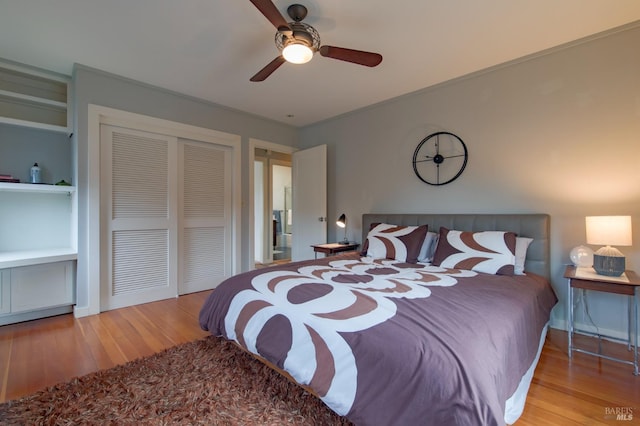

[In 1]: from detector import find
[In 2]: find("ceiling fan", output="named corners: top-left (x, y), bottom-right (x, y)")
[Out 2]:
top-left (249, 0), bottom-right (383, 82)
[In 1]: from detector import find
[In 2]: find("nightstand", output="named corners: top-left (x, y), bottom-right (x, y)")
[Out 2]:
top-left (564, 265), bottom-right (639, 375)
top-left (311, 243), bottom-right (360, 259)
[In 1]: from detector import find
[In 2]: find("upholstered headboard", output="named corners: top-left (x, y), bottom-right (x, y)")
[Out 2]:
top-left (362, 214), bottom-right (550, 280)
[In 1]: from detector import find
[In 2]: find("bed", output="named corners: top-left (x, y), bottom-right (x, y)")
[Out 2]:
top-left (199, 213), bottom-right (558, 425)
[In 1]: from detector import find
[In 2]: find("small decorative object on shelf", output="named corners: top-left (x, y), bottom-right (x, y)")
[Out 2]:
top-left (569, 245), bottom-right (593, 267)
top-left (30, 163), bottom-right (41, 184)
top-left (0, 173), bottom-right (19, 183)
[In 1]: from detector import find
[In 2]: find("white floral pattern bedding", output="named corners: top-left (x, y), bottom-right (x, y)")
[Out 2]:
top-left (200, 253), bottom-right (557, 425)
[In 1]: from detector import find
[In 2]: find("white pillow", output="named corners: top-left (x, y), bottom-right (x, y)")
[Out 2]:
top-left (417, 231), bottom-right (439, 263)
top-left (514, 237), bottom-right (533, 275)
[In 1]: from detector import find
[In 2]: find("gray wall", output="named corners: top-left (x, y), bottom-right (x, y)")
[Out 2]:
top-left (72, 65), bottom-right (297, 310)
top-left (0, 125), bottom-right (71, 184)
top-left (299, 24), bottom-right (640, 334)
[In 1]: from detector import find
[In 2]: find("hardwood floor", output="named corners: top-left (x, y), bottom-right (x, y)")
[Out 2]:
top-left (0, 291), bottom-right (211, 403)
top-left (1, 292), bottom-right (638, 425)
top-left (518, 331), bottom-right (638, 425)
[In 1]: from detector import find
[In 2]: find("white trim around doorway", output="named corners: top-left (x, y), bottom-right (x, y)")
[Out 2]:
top-left (249, 139), bottom-right (295, 269)
top-left (76, 104), bottom-right (241, 318)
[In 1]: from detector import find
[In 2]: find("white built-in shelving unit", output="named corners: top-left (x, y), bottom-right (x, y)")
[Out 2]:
top-left (0, 60), bottom-right (71, 132)
top-left (0, 182), bottom-right (77, 269)
top-left (0, 60), bottom-right (76, 325)
top-left (0, 181), bottom-right (74, 194)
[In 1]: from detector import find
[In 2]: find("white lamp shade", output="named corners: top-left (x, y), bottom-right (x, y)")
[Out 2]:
top-left (585, 215), bottom-right (632, 246)
top-left (282, 43), bottom-right (313, 64)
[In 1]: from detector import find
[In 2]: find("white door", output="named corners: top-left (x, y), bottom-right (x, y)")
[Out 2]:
top-left (100, 125), bottom-right (178, 311)
top-left (178, 140), bottom-right (232, 294)
top-left (292, 144), bottom-right (327, 261)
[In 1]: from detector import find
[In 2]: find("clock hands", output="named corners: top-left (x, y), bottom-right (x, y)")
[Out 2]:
top-left (412, 131), bottom-right (468, 186)
top-left (413, 153), bottom-right (466, 164)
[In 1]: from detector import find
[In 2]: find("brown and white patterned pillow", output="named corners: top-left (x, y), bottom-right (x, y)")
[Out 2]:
top-left (365, 223), bottom-right (428, 263)
top-left (432, 227), bottom-right (517, 275)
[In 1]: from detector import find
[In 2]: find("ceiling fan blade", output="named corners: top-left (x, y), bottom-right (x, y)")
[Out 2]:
top-left (319, 46), bottom-right (383, 67)
top-left (250, 56), bottom-right (286, 82)
top-left (249, 0), bottom-right (290, 30)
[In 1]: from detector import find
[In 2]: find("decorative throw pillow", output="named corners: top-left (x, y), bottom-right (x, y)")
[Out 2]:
top-left (365, 223), bottom-right (428, 263)
top-left (417, 231), bottom-right (439, 263)
top-left (432, 227), bottom-right (517, 275)
top-left (514, 237), bottom-right (533, 275)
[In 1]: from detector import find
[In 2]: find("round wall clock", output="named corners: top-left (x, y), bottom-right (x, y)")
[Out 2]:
top-left (412, 131), bottom-right (468, 186)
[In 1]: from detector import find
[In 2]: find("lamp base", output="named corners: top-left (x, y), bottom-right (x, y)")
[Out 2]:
top-left (592, 254), bottom-right (625, 277)
top-left (338, 239), bottom-right (350, 245)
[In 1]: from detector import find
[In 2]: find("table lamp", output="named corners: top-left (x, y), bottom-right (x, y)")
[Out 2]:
top-left (585, 215), bottom-right (632, 277)
top-left (336, 214), bottom-right (349, 244)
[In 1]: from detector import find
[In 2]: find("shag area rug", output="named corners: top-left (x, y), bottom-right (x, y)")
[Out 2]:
top-left (0, 336), bottom-right (353, 425)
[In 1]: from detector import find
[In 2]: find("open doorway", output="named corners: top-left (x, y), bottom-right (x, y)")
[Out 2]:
top-left (272, 163), bottom-right (292, 261)
top-left (254, 148), bottom-right (292, 267)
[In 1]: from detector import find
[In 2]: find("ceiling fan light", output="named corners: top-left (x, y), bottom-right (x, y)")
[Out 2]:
top-left (282, 43), bottom-right (313, 64)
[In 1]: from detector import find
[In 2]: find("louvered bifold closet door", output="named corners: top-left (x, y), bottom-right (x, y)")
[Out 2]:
top-left (179, 141), bottom-right (232, 294)
top-left (101, 125), bottom-right (178, 311)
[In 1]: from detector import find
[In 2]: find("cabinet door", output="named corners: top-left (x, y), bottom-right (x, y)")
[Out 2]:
top-left (101, 125), bottom-right (178, 311)
top-left (10, 261), bottom-right (74, 312)
top-left (179, 141), bottom-right (232, 294)
top-left (0, 269), bottom-right (10, 314)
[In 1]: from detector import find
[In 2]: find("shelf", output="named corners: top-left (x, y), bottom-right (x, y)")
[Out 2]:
top-left (0, 89), bottom-right (67, 109)
top-left (0, 116), bottom-right (70, 134)
top-left (0, 60), bottom-right (70, 133)
top-left (0, 182), bottom-right (75, 194)
top-left (0, 248), bottom-right (77, 269)
top-left (0, 93), bottom-right (68, 131)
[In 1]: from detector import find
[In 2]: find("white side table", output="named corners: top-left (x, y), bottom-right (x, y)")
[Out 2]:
top-left (565, 265), bottom-right (639, 375)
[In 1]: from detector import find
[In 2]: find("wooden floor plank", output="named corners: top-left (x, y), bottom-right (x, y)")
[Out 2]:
top-left (0, 290), bottom-right (637, 425)
top-left (0, 328), bottom-right (12, 402)
top-left (81, 313), bottom-right (128, 369)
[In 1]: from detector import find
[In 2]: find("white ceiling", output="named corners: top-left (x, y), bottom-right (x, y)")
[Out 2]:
top-left (1, 1), bottom-right (639, 127)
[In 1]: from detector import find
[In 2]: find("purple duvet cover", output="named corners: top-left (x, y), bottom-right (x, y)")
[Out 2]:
top-left (199, 253), bottom-right (557, 425)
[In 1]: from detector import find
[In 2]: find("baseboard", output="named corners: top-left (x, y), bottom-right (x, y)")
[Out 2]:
top-left (73, 305), bottom-right (90, 318)
top-left (0, 305), bottom-right (73, 326)
top-left (552, 319), bottom-right (631, 342)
